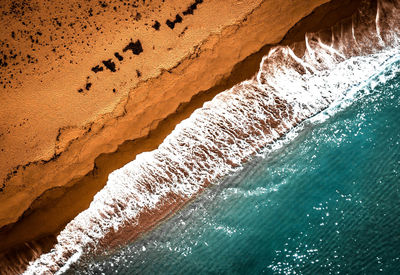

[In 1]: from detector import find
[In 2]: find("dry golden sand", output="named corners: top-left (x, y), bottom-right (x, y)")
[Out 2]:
top-left (0, 0), bottom-right (363, 273)
top-left (0, 0), bottom-right (330, 232)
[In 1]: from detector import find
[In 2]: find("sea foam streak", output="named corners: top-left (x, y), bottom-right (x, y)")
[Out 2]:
top-left (25, 1), bottom-right (400, 273)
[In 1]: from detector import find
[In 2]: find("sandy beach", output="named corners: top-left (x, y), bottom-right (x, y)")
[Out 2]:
top-left (0, 0), bottom-right (363, 273)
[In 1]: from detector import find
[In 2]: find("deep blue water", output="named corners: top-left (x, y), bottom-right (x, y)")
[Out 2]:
top-left (73, 62), bottom-right (400, 274)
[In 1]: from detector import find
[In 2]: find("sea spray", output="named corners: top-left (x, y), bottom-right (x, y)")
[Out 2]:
top-left (24, 0), bottom-right (400, 273)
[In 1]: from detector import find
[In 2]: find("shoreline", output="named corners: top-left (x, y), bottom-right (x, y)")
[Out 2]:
top-left (0, 0), bottom-right (363, 273)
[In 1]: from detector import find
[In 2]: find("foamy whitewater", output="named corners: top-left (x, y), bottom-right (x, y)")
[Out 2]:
top-left (25, 0), bottom-right (400, 273)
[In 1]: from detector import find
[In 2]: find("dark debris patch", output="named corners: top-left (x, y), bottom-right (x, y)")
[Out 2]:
top-left (166, 14), bottom-right (183, 29)
top-left (99, 1), bottom-right (108, 8)
top-left (136, 70), bottom-right (141, 77)
top-left (102, 59), bottom-right (116, 72)
top-left (85, 82), bottom-right (92, 90)
top-left (114, 52), bottom-right (124, 61)
top-left (123, 40), bottom-right (143, 55)
top-left (91, 65), bottom-right (104, 73)
top-left (183, 0), bottom-right (203, 16)
top-left (134, 12), bottom-right (142, 21)
top-left (152, 20), bottom-right (161, 30)
top-left (179, 26), bottom-right (188, 37)
top-left (166, 20), bottom-right (174, 29)
top-left (175, 14), bottom-right (183, 23)
top-left (166, 0), bottom-right (203, 30)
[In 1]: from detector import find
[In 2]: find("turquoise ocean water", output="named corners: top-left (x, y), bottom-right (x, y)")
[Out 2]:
top-left (71, 57), bottom-right (400, 274)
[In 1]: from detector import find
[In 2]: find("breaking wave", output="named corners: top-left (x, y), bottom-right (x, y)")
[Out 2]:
top-left (24, 0), bottom-right (400, 273)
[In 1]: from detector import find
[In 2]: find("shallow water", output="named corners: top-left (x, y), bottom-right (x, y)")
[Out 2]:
top-left (71, 57), bottom-right (400, 274)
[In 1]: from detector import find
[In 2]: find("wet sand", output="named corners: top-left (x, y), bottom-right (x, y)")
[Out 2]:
top-left (0, 0), bottom-right (363, 273)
